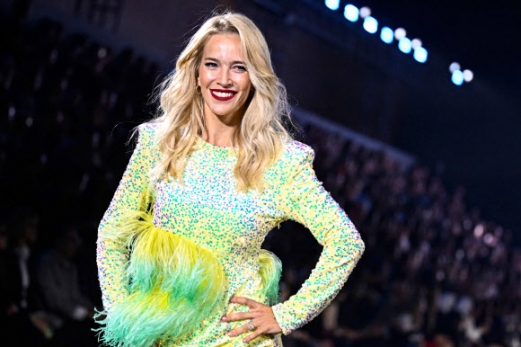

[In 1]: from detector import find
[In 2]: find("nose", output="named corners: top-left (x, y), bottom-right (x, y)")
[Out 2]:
top-left (217, 67), bottom-right (232, 87)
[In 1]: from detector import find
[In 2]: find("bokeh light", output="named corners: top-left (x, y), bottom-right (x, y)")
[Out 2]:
top-left (411, 38), bottom-right (422, 49)
top-left (394, 27), bottom-right (406, 40)
top-left (325, 0), bottom-right (340, 11)
top-left (413, 46), bottom-right (428, 63)
top-left (398, 37), bottom-right (412, 54)
top-left (463, 69), bottom-right (474, 82)
top-left (380, 27), bottom-right (394, 44)
top-left (452, 70), bottom-right (464, 86)
top-left (360, 6), bottom-right (371, 18)
top-left (450, 62), bottom-right (461, 73)
top-left (344, 4), bottom-right (359, 22)
top-left (363, 16), bottom-right (378, 34)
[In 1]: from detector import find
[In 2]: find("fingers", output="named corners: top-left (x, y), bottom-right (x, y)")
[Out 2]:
top-left (226, 318), bottom-right (279, 343)
top-left (227, 320), bottom-right (256, 338)
top-left (222, 311), bottom-right (257, 322)
top-left (229, 296), bottom-right (260, 308)
top-left (224, 296), bottom-right (282, 343)
top-left (243, 329), bottom-right (265, 344)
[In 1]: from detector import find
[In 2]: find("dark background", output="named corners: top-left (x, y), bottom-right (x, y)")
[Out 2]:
top-left (361, 0), bottom-right (521, 242)
top-left (274, 0), bottom-right (521, 243)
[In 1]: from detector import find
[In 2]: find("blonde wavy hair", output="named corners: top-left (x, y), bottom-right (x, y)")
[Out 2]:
top-left (149, 11), bottom-right (294, 192)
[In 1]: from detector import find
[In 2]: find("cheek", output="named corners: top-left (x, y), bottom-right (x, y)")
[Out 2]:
top-left (197, 69), bottom-right (211, 86)
top-left (240, 78), bottom-right (252, 93)
top-left (197, 66), bottom-right (202, 86)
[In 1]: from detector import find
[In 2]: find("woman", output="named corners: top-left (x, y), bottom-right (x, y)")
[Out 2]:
top-left (96, 11), bottom-right (364, 347)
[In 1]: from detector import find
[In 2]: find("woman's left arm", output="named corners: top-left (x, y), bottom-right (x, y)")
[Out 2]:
top-left (271, 144), bottom-right (365, 335)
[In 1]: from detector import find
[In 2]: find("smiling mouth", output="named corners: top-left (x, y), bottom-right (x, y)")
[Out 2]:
top-left (210, 89), bottom-right (237, 101)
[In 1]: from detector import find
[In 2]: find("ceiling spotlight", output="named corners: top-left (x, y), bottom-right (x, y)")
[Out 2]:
top-left (452, 70), bottom-right (464, 86)
top-left (360, 6), bottom-right (371, 18)
top-left (98, 48), bottom-right (107, 59)
top-left (463, 69), bottom-right (474, 82)
top-left (325, 0), bottom-right (340, 11)
top-left (398, 37), bottom-right (412, 54)
top-left (380, 27), bottom-right (394, 44)
top-left (411, 38), bottom-right (422, 49)
top-left (413, 47), bottom-right (428, 63)
top-left (344, 4), bottom-right (359, 22)
top-left (394, 28), bottom-right (406, 40)
top-left (449, 62), bottom-right (461, 73)
top-left (363, 16), bottom-right (378, 34)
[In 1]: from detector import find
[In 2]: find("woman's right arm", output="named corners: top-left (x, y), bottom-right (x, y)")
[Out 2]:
top-left (97, 124), bottom-right (156, 312)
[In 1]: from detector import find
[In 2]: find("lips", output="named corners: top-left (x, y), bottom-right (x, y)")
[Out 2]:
top-left (210, 89), bottom-right (237, 101)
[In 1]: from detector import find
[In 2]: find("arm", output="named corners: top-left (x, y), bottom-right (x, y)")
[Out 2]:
top-left (96, 124), bottom-right (156, 312)
top-left (272, 145), bottom-right (365, 335)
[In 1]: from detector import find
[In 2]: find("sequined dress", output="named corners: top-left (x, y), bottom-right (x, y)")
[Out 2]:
top-left (96, 123), bottom-right (365, 347)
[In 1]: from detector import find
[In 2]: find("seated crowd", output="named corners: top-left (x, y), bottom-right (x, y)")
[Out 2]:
top-left (0, 9), bottom-right (519, 347)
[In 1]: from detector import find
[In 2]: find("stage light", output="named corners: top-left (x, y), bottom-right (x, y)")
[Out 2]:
top-left (8, 106), bottom-right (15, 120)
top-left (98, 48), bottom-right (107, 59)
top-left (380, 27), bottom-right (394, 44)
top-left (413, 46), bottom-right (428, 63)
top-left (325, 0), bottom-right (340, 11)
top-left (452, 70), bottom-right (464, 86)
top-left (463, 69), bottom-right (474, 82)
top-left (363, 16), bottom-right (378, 34)
top-left (360, 6), bottom-right (371, 18)
top-left (474, 224), bottom-right (485, 238)
top-left (449, 62), bottom-right (460, 73)
top-left (484, 233), bottom-right (495, 246)
top-left (394, 28), bottom-right (406, 40)
top-left (344, 4), bottom-right (359, 22)
top-left (398, 37), bottom-right (412, 54)
top-left (411, 38), bottom-right (422, 49)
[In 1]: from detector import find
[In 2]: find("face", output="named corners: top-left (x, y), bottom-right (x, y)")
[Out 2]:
top-left (197, 34), bottom-right (252, 123)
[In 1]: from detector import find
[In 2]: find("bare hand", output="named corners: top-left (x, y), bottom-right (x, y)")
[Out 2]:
top-left (222, 296), bottom-right (282, 343)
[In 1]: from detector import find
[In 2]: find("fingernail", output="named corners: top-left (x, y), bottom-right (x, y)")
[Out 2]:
top-left (228, 332), bottom-right (233, 337)
top-left (221, 316), bottom-right (227, 321)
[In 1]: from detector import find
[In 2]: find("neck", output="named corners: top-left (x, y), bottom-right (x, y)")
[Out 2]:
top-left (201, 129), bottom-right (236, 148)
top-left (202, 115), bottom-right (240, 148)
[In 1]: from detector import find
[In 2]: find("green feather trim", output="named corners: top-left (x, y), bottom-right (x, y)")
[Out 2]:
top-left (258, 250), bottom-right (282, 306)
top-left (95, 212), bottom-right (227, 347)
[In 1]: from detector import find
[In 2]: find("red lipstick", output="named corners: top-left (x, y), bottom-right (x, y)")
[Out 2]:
top-left (210, 89), bottom-right (237, 101)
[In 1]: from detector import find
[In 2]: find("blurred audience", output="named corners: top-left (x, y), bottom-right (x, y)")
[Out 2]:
top-left (1, 6), bottom-right (520, 347)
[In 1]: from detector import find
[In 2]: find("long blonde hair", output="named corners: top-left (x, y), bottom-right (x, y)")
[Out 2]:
top-left (150, 11), bottom-right (293, 191)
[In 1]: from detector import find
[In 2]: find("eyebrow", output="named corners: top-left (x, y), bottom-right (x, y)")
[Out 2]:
top-left (204, 57), bottom-right (246, 65)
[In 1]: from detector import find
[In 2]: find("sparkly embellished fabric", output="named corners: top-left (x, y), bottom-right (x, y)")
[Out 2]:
top-left (96, 123), bottom-right (365, 346)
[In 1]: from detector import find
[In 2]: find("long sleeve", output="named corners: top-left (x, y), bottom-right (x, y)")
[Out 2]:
top-left (271, 144), bottom-right (365, 335)
top-left (96, 124), bottom-right (156, 312)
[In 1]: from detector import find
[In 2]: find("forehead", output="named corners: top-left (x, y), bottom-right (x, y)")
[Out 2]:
top-left (202, 34), bottom-right (245, 60)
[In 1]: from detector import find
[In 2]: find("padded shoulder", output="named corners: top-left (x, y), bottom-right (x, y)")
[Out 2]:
top-left (281, 140), bottom-right (315, 167)
top-left (263, 140), bottom-right (315, 187)
top-left (137, 122), bottom-right (159, 144)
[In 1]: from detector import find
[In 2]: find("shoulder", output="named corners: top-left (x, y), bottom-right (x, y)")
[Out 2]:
top-left (133, 122), bottom-right (162, 154)
top-left (134, 122), bottom-right (162, 165)
top-left (265, 140), bottom-right (315, 182)
top-left (280, 139), bottom-right (315, 166)
top-left (137, 122), bottom-right (160, 143)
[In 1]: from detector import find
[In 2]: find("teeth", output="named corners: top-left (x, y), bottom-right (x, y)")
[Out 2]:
top-left (213, 91), bottom-right (234, 97)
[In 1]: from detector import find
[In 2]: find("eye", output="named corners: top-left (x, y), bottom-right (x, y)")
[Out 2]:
top-left (205, 62), bottom-right (218, 68)
top-left (233, 65), bottom-right (247, 72)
